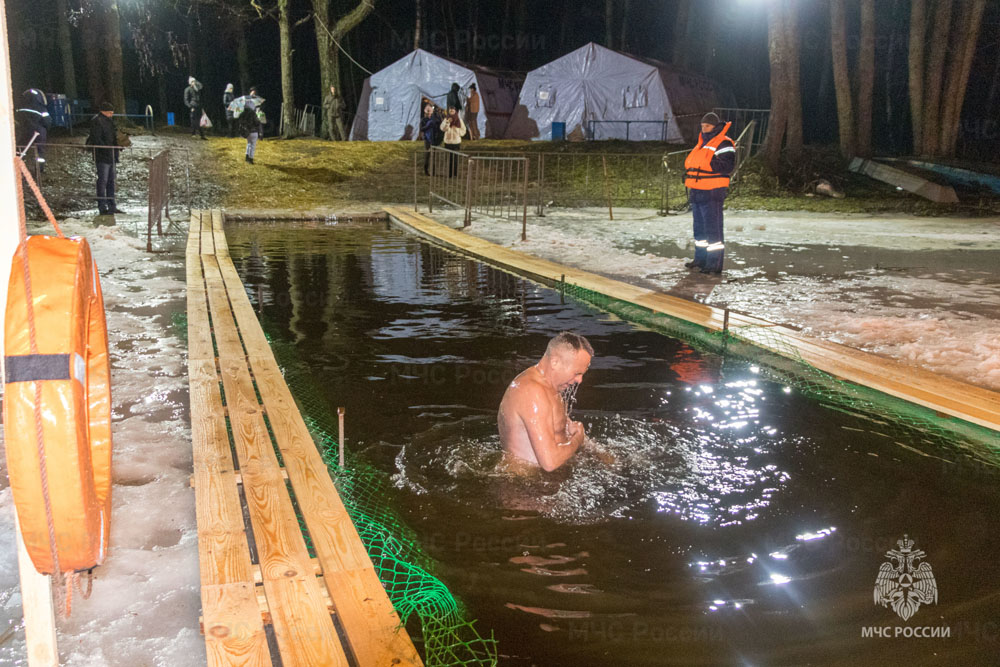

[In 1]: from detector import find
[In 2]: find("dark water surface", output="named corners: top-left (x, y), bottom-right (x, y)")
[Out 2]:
top-left (227, 223), bottom-right (1000, 666)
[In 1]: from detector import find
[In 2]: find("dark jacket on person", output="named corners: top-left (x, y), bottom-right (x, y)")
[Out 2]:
top-left (239, 106), bottom-right (263, 137)
top-left (86, 114), bottom-right (119, 164)
top-left (15, 89), bottom-right (50, 138)
top-left (184, 82), bottom-right (203, 110)
top-left (446, 83), bottom-right (462, 112)
top-left (223, 91), bottom-right (235, 119)
top-left (700, 123), bottom-right (736, 177)
top-left (419, 114), bottom-right (438, 146)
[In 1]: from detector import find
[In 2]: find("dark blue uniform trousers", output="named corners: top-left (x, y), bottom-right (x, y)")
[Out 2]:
top-left (688, 187), bottom-right (727, 272)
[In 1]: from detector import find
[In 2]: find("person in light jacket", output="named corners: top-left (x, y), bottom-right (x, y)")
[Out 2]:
top-left (440, 107), bottom-right (466, 178)
top-left (223, 83), bottom-right (235, 137)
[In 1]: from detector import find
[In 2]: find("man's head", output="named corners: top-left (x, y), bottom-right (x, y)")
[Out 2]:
top-left (700, 111), bottom-right (720, 135)
top-left (99, 101), bottom-right (114, 118)
top-left (541, 332), bottom-right (593, 390)
top-left (329, 85), bottom-right (336, 95)
top-left (188, 76), bottom-right (197, 86)
top-left (470, 83), bottom-right (477, 92)
top-left (225, 83), bottom-right (234, 93)
top-left (249, 86), bottom-right (258, 96)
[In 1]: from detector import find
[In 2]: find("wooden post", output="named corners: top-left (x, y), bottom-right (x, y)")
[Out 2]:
top-left (16, 518), bottom-right (58, 666)
top-left (463, 158), bottom-right (473, 227)
top-left (602, 156), bottom-right (614, 221)
top-left (337, 407), bottom-right (345, 468)
top-left (412, 151), bottom-right (418, 212)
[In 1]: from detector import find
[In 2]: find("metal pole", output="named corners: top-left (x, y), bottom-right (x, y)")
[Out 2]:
top-left (338, 407), bottom-right (346, 468)
top-left (521, 158), bottom-right (528, 241)
top-left (413, 151), bottom-right (418, 212)
top-left (464, 157), bottom-right (473, 227)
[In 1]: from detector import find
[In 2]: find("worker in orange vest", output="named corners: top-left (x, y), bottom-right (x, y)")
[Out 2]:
top-left (465, 83), bottom-right (481, 140)
top-left (683, 112), bottom-right (736, 274)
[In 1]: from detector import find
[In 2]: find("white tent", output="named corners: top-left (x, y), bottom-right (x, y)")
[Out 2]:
top-left (505, 42), bottom-right (732, 143)
top-left (350, 50), bottom-right (523, 141)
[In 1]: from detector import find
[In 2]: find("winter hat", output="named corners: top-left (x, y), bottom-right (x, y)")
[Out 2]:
top-left (700, 112), bottom-right (720, 126)
top-left (225, 83), bottom-right (234, 93)
top-left (99, 101), bottom-right (114, 112)
top-left (188, 76), bottom-right (197, 85)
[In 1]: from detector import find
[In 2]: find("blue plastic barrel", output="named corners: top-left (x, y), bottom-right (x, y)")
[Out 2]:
top-left (551, 122), bottom-right (566, 141)
top-left (167, 112), bottom-right (175, 126)
top-left (48, 95), bottom-right (69, 128)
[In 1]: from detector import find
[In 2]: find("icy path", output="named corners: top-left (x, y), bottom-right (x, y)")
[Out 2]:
top-left (0, 219), bottom-right (203, 665)
top-left (443, 208), bottom-right (1000, 392)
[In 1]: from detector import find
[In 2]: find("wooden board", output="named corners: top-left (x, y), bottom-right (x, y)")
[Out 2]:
top-left (849, 158), bottom-right (959, 203)
top-left (384, 206), bottom-right (1000, 435)
top-left (189, 209), bottom-right (422, 667)
top-left (210, 212), bottom-right (422, 667)
top-left (188, 211), bottom-right (272, 666)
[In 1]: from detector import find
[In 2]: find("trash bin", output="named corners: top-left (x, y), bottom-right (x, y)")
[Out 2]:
top-left (48, 94), bottom-right (69, 128)
top-left (551, 122), bottom-right (566, 141)
top-left (166, 112), bottom-right (175, 126)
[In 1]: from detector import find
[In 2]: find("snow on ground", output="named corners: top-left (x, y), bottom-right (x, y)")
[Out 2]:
top-left (434, 207), bottom-right (1000, 392)
top-left (0, 217), bottom-right (202, 665)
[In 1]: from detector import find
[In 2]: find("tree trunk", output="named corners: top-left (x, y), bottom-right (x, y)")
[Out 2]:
top-left (81, 7), bottom-right (105, 106)
top-left (313, 0), bottom-right (377, 139)
top-left (855, 0), bottom-right (875, 156)
top-left (414, 0), bottom-right (421, 50)
top-left (157, 77), bottom-right (168, 122)
top-left (762, 2), bottom-right (789, 171)
top-left (781, 0), bottom-right (802, 158)
top-left (830, 0), bottom-right (855, 158)
top-left (620, 0), bottom-right (631, 52)
top-left (908, 0), bottom-right (927, 155)
top-left (939, 0), bottom-right (986, 156)
top-left (672, 0), bottom-right (690, 67)
top-left (921, 0), bottom-right (953, 156)
top-left (103, 0), bottom-right (126, 116)
top-left (560, 0), bottom-right (571, 51)
top-left (279, 0), bottom-right (296, 138)
top-left (54, 0), bottom-right (77, 98)
top-left (605, 0), bottom-right (615, 50)
top-left (237, 27), bottom-right (251, 94)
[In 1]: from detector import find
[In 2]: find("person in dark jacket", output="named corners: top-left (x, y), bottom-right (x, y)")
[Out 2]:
top-left (223, 83), bottom-right (235, 137)
top-left (446, 82), bottom-right (462, 113)
top-left (15, 89), bottom-right (51, 170)
top-left (239, 96), bottom-right (264, 165)
top-left (682, 112), bottom-right (736, 274)
top-left (419, 103), bottom-right (438, 175)
top-left (85, 102), bottom-right (124, 215)
top-left (184, 76), bottom-right (206, 139)
top-left (322, 85), bottom-right (346, 141)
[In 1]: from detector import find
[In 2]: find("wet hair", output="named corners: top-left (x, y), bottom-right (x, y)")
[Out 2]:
top-left (545, 332), bottom-right (594, 358)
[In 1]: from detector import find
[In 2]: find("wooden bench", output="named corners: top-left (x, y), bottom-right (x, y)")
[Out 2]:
top-left (188, 210), bottom-right (423, 666)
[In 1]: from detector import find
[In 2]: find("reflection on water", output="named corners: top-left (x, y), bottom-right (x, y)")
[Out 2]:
top-left (227, 223), bottom-right (1000, 666)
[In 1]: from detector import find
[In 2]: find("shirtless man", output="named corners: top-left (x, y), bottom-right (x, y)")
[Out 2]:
top-left (498, 332), bottom-right (593, 472)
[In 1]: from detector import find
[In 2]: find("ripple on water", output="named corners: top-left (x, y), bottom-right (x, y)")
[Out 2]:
top-left (391, 413), bottom-right (792, 526)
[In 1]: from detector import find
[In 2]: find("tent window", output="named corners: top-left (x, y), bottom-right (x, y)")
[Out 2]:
top-left (536, 84), bottom-right (555, 108)
top-left (372, 91), bottom-right (389, 112)
top-left (623, 85), bottom-right (648, 109)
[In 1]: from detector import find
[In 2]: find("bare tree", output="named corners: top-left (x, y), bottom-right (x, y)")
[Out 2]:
top-left (277, 0), bottom-right (294, 137)
top-left (620, 0), bottom-right (631, 53)
top-left (855, 0), bottom-right (875, 156)
top-left (414, 0), bottom-right (421, 50)
top-left (908, 0), bottom-right (927, 154)
top-left (781, 0), bottom-right (802, 158)
top-left (762, 1), bottom-right (789, 171)
top-left (920, 0), bottom-right (954, 156)
top-left (54, 0), bottom-right (78, 98)
top-left (938, 0), bottom-right (986, 155)
top-left (830, 0), bottom-right (855, 157)
top-left (605, 0), bottom-right (615, 50)
top-left (672, 0), bottom-right (691, 67)
top-left (313, 0), bottom-right (376, 139)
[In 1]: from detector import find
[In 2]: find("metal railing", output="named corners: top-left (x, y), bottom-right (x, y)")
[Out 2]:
top-left (427, 146), bottom-right (473, 216)
top-left (279, 104), bottom-right (319, 137)
top-left (14, 142), bottom-right (192, 224)
top-left (146, 150), bottom-right (172, 251)
top-left (714, 107), bottom-right (769, 154)
top-left (466, 155), bottom-right (529, 239)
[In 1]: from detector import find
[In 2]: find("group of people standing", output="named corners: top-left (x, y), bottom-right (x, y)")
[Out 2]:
top-left (419, 82), bottom-right (480, 177)
top-left (184, 77), bottom-right (266, 164)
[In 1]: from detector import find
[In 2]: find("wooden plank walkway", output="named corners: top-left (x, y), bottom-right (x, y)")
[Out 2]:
top-left (384, 206), bottom-right (1000, 435)
top-left (188, 210), bottom-right (423, 666)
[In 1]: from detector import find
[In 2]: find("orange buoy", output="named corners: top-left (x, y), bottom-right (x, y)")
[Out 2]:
top-left (4, 234), bottom-right (112, 574)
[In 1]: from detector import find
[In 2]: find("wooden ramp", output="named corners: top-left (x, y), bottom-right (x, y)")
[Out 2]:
top-left (187, 210), bottom-right (423, 666)
top-left (384, 206), bottom-right (1000, 435)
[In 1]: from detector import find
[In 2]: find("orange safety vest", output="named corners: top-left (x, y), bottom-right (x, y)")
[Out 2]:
top-left (684, 121), bottom-right (733, 190)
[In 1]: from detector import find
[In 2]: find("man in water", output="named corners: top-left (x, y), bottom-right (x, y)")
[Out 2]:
top-left (498, 332), bottom-right (593, 472)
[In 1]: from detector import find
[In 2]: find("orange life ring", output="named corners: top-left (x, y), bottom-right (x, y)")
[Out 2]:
top-left (4, 235), bottom-right (112, 574)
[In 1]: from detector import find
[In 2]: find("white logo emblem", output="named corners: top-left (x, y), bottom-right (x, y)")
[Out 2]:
top-left (874, 534), bottom-right (938, 621)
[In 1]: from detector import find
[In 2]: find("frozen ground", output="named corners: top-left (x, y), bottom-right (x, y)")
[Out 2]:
top-left (0, 216), bottom-right (202, 665)
top-left (430, 207), bottom-right (1000, 392)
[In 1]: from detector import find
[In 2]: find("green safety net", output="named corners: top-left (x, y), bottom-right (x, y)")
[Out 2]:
top-left (262, 334), bottom-right (498, 667)
top-left (556, 280), bottom-right (1000, 464)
